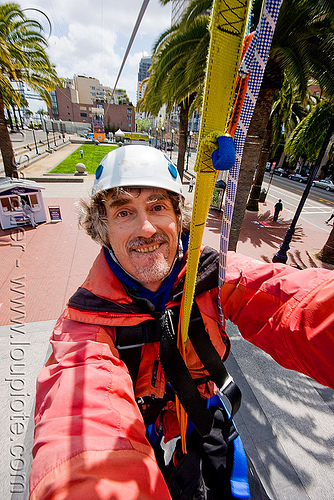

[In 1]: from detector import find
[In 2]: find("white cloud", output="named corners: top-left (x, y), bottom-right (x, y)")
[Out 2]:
top-left (1, 0), bottom-right (172, 105)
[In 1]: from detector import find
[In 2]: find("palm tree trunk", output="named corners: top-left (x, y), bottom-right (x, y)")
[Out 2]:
top-left (228, 86), bottom-right (277, 250)
top-left (0, 92), bottom-right (19, 178)
top-left (177, 101), bottom-right (189, 180)
top-left (317, 227), bottom-right (334, 264)
top-left (246, 126), bottom-right (272, 211)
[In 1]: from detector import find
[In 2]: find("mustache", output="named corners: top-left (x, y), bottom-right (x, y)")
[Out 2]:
top-left (127, 233), bottom-right (169, 251)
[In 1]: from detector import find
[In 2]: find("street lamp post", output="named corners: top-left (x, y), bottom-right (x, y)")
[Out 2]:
top-left (186, 131), bottom-right (193, 171)
top-left (170, 129), bottom-right (174, 160)
top-left (273, 119), bottom-right (334, 264)
top-left (31, 126), bottom-right (39, 155)
top-left (46, 128), bottom-right (51, 150)
top-left (43, 118), bottom-right (51, 150)
top-left (51, 120), bottom-right (57, 147)
top-left (155, 128), bottom-right (158, 148)
top-left (59, 119), bottom-right (65, 141)
top-left (161, 126), bottom-right (165, 151)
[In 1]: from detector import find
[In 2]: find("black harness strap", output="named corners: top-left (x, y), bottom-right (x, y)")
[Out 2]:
top-left (187, 303), bottom-right (241, 419)
top-left (116, 303), bottom-right (241, 435)
top-left (116, 319), bottom-right (161, 387)
top-left (159, 310), bottom-right (214, 436)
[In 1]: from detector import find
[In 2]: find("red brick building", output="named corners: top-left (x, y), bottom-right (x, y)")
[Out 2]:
top-left (49, 86), bottom-right (135, 133)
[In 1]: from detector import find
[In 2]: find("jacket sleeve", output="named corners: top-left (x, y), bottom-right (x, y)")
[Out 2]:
top-left (221, 252), bottom-right (334, 390)
top-left (29, 314), bottom-right (171, 500)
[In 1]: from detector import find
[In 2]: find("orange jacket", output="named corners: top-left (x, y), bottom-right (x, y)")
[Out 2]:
top-left (30, 249), bottom-right (334, 499)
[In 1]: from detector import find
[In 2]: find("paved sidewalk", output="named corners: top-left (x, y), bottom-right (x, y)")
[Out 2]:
top-left (0, 144), bottom-right (333, 499)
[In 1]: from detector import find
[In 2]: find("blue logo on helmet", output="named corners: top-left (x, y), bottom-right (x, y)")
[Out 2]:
top-left (95, 164), bottom-right (103, 179)
top-left (168, 163), bottom-right (177, 179)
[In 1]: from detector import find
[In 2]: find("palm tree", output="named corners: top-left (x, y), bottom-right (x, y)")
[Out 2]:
top-left (36, 107), bottom-right (46, 124)
top-left (285, 100), bottom-right (334, 167)
top-left (0, 3), bottom-right (60, 177)
top-left (140, 1), bottom-right (210, 178)
top-left (228, 0), bottom-right (334, 249)
top-left (246, 77), bottom-right (315, 211)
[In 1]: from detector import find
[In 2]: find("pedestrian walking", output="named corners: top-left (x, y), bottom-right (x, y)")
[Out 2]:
top-left (325, 209), bottom-right (334, 224)
top-left (21, 200), bottom-right (36, 227)
top-left (30, 146), bottom-right (334, 500)
top-left (188, 176), bottom-right (195, 192)
top-left (273, 198), bottom-right (283, 221)
top-left (80, 148), bottom-right (84, 158)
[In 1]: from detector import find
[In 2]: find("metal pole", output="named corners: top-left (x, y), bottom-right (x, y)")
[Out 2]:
top-left (51, 120), bottom-right (57, 147)
top-left (60, 120), bottom-right (65, 141)
top-left (273, 119), bottom-right (334, 264)
top-left (186, 131), bottom-right (192, 171)
top-left (155, 128), bottom-right (158, 148)
top-left (44, 119), bottom-right (51, 149)
top-left (170, 129), bottom-right (174, 160)
top-left (161, 127), bottom-right (164, 151)
top-left (32, 126), bottom-right (39, 155)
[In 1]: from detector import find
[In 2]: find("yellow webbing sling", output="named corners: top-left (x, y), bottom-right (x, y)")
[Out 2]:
top-left (177, 0), bottom-right (252, 450)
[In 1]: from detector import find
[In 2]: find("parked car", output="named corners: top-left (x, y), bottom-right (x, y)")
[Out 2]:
top-left (288, 173), bottom-right (309, 183)
top-left (312, 179), bottom-right (334, 191)
top-left (273, 167), bottom-right (289, 177)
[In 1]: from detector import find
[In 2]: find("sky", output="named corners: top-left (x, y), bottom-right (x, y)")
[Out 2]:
top-left (2, 0), bottom-right (172, 112)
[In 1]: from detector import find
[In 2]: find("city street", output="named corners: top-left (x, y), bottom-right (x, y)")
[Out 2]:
top-left (264, 174), bottom-right (334, 231)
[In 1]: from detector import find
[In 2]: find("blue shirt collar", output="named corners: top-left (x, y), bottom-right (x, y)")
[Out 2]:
top-left (104, 232), bottom-right (189, 313)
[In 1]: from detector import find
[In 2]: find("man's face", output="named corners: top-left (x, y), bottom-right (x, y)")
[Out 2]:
top-left (105, 188), bottom-right (180, 292)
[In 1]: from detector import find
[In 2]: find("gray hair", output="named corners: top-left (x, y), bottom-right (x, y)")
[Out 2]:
top-left (77, 188), bottom-right (192, 247)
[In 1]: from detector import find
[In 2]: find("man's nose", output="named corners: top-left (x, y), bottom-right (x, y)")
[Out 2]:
top-left (136, 212), bottom-right (156, 237)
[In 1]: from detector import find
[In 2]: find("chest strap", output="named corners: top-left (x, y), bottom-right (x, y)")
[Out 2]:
top-left (159, 307), bottom-right (241, 438)
top-left (116, 304), bottom-right (241, 436)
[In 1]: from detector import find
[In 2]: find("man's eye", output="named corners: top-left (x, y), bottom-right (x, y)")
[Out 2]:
top-left (117, 210), bottom-right (129, 218)
top-left (152, 204), bottom-right (164, 212)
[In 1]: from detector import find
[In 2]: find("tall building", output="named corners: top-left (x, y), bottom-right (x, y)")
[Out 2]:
top-left (73, 76), bottom-right (108, 104)
top-left (136, 56), bottom-right (152, 120)
top-left (138, 56), bottom-right (152, 84)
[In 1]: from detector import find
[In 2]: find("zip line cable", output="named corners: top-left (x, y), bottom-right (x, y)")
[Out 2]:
top-left (109, 0), bottom-right (150, 103)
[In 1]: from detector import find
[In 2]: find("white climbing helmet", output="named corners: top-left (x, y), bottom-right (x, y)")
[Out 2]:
top-left (92, 145), bottom-right (183, 197)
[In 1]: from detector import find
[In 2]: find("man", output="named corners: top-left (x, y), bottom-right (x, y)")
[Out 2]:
top-left (30, 146), bottom-right (334, 500)
top-left (188, 176), bottom-right (195, 192)
top-left (273, 198), bottom-right (283, 221)
top-left (21, 199), bottom-right (36, 227)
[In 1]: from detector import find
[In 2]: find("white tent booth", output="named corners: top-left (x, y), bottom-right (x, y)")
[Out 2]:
top-left (114, 129), bottom-right (125, 138)
top-left (0, 178), bottom-right (47, 230)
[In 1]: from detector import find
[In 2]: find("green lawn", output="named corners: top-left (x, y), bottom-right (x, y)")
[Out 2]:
top-left (49, 144), bottom-right (117, 174)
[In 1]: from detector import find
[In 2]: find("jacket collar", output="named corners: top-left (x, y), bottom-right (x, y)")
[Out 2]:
top-left (66, 245), bottom-right (219, 323)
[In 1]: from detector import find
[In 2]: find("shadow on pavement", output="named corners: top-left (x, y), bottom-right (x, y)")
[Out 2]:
top-left (226, 322), bottom-right (334, 499)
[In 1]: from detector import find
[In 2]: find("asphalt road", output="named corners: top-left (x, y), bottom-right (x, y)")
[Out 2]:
top-left (263, 172), bottom-right (334, 233)
top-left (265, 172), bottom-right (334, 205)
